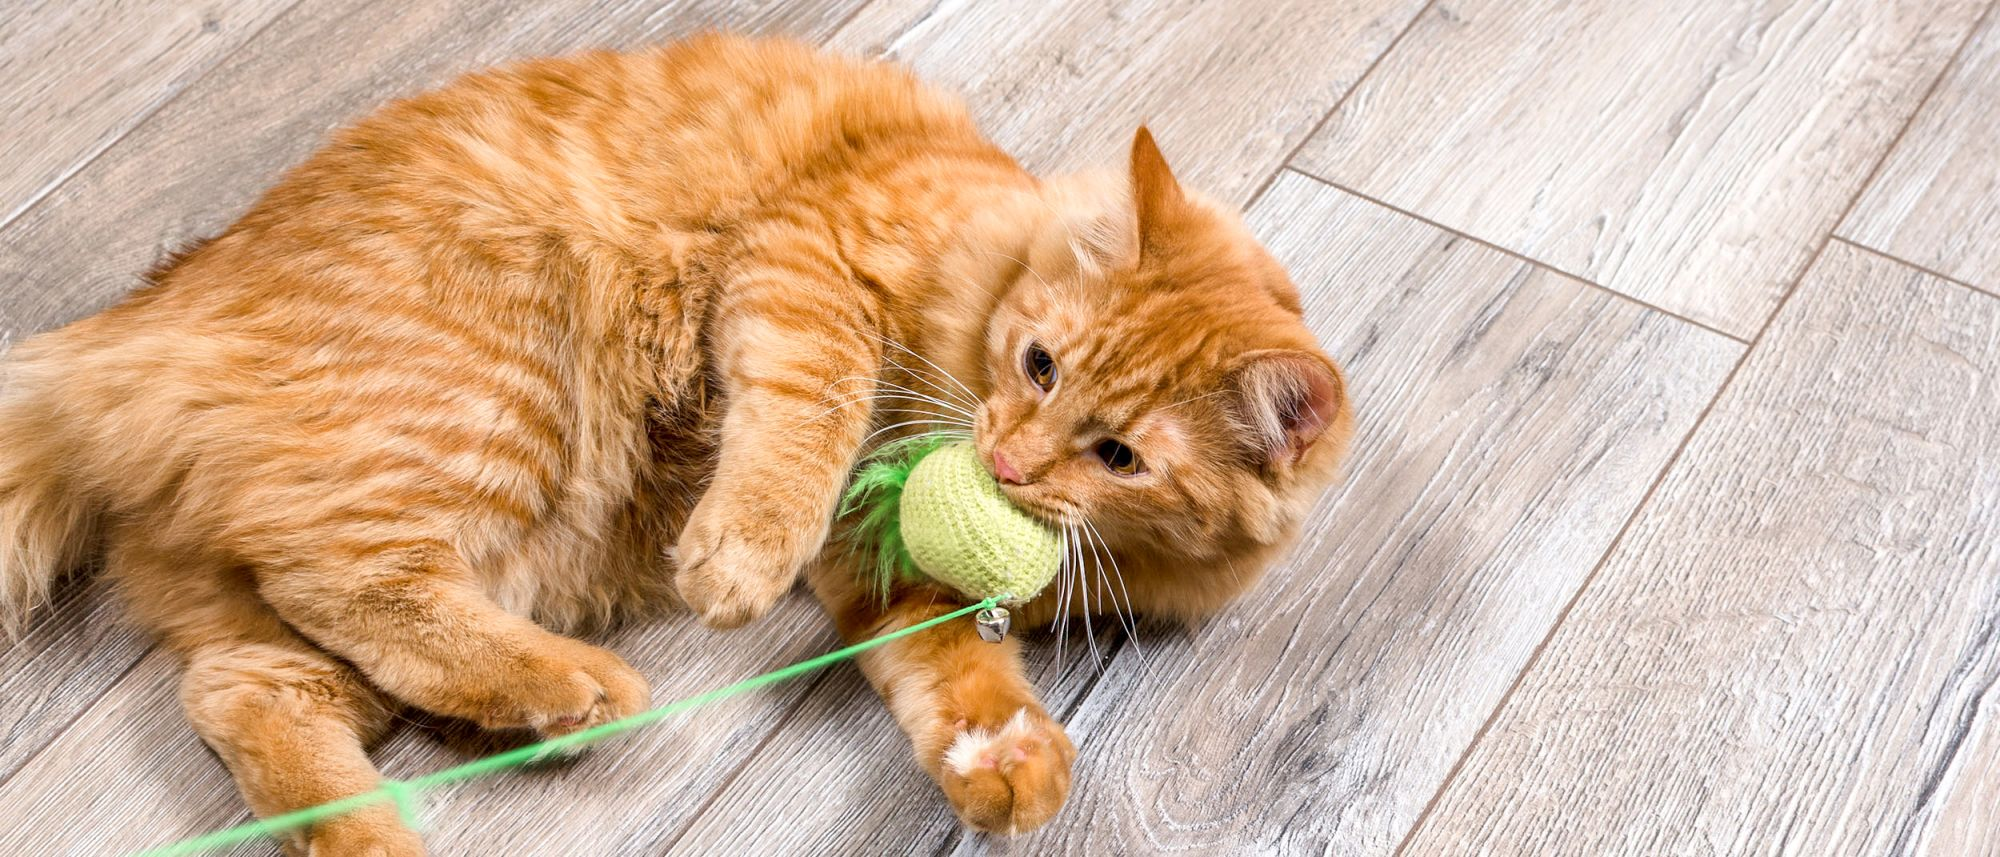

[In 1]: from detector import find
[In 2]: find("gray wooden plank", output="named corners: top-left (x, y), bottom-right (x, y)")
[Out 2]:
top-left (1405, 239), bottom-right (2000, 855)
top-left (668, 624), bottom-right (1119, 854)
top-left (677, 172), bottom-right (1742, 854)
top-left (0, 0), bottom-right (868, 342)
top-left (1292, 0), bottom-right (1987, 339)
top-left (0, 650), bottom-right (246, 856)
top-left (826, 0), bottom-right (1431, 206)
top-left (1909, 677), bottom-right (2000, 857)
top-left (1842, 6), bottom-right (2000, 296)
top-left (0, 574), bottom-right (149, 784)
top-left (0, 0), bottom-right (296, 228)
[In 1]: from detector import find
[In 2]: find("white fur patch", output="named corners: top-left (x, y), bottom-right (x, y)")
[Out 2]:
top-left (943, 708), bottom-right (1036, 776)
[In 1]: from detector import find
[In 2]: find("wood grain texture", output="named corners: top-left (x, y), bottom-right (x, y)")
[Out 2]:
top-left (0, 0), bottom-right (869, 343)
top-left (1293, 0), bottom-right (1987, 339)
top-left (675, 172), bottom-right (1742, 854)
top-left (0, 0), bottom-right (296, 228)
top-left (827, 0), bottom-right (1430, 205)
top-left (1405, 240), bottom-right (2000, 856)
top-left (1908, 680), bottom-right (2000, 857)
top-left (670, 625), bottom-right (1121, 854)
top-left (0, 575), bottom-right (149, 784)
top-left (1842, 7), bottom-right (2000, 295)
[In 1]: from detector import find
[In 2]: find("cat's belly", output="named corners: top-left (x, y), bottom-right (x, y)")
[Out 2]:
top-left (478, 393), bottom-right (718, 630)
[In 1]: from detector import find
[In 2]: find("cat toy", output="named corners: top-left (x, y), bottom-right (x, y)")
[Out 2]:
top-left (842, 434), bottom-right (1064, 641)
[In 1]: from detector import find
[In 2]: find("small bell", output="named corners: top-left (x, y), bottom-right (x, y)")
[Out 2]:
top-left (974, 606), bottom-right (1012, 643)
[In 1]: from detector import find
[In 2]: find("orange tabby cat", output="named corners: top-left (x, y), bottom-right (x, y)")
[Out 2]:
top-left (0, 34), bottom-right (1349, 853)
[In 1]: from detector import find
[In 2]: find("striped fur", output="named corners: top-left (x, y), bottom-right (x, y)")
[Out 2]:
top-left (0, 35), bottom-right (1349, 852)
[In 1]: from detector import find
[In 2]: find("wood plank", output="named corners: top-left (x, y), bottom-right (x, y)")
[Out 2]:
top-left (676, 172), bottom-right (1742, 854)
top-left (669, 625), bottom-right (1119, 853)
top-left (826, 0), bottom-right (1431, 206)
top-left (1405, 240), bottom-right (2000, 855)
top-left (1842, 6), bottom-right (2000, 295)
top-left (0, 651), bottom-right (250, 856)
top-left (0, 575), bottom-right (150, 784)
top-left (0, 0), bottom-right (868, 342)
top-left (0, 0), bottom-right (296, 228)
top-left (1292, 0), bottom-right (1987, 339)
top-left (1909, 682), bottom-right (2000, 857)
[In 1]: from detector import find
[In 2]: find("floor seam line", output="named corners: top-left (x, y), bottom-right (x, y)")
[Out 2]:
top-left (0, 638), bottom-right (159, 795)
top-left (1385, 317), bottom-right (1760, 855)
top-left (0, 0), bottom-right (309, 236)
top-left (1284, 168), bottom-right (1751, 345)
top-left (1816, 0), bottom-right (1996, 294)
top-left (1829, 235), bottom-right (2000, 301)
top-left (1244, 0), bottom-right (1441, 211)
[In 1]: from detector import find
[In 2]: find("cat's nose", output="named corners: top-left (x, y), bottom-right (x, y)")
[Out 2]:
top-left (991, 448), bottom-right (1027, 485)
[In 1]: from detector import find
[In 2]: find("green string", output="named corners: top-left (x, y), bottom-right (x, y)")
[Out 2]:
top-left (135, 596), bottom-right (1002, 857)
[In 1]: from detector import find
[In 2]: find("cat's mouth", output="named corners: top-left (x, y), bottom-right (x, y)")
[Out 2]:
top-left (992, 477), bottom-right (1073, 531)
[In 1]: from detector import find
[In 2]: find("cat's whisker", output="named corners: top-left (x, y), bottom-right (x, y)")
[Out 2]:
top-left (882, 358), bottom-right (980, 414)
top-left (823, 381), bottom-right (978, 418)
top-left (828, 377), bottom-right (979, 419)
top-left (799, 382), bottom-right (978, 421)
top-left (809, 393), bottom-right (972, 421)
top-left (1081, 518), bottom-right (1141, 658)
top-left (1052, 521), bottom-right (1073, 665)
top-left (858, 377), bottom-right (977, 415)
top-left (861, 420), bottom-right (973, 446)
top-left (1066, 518), bottom-right (1102, 669)
top-left (878, 346), bottom-right (977, 401)
top-left (862, 332), bottom-right (981, 409)
top-left (791, 393), bottom-right (973, 431)
top-left (1077, 520), bottom-right (1131, 642)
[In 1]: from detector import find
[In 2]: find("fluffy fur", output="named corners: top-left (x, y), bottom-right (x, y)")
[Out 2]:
top-left (0, 34), bottom-right (1351, 853)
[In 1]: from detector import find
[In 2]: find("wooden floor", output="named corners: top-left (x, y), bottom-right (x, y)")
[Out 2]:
top-left (3, 1), bottom-right (1999, 854)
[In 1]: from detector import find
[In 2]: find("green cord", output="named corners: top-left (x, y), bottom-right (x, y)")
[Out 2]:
top-left (135, 596), bottom-right (1002, 856)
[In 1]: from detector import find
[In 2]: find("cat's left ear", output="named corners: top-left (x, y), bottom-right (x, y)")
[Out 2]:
top-left (1230, 349), bottom-right (1347, 467)
top-left (1130, 126), bottom-right (1188, 262)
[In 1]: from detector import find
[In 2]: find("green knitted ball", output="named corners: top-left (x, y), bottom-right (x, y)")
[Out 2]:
top-left (897, 442), bottom-right (1062, 604)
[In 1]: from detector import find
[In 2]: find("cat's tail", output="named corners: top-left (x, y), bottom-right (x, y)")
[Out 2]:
top-left (0, 333), bottom-right (100, 638)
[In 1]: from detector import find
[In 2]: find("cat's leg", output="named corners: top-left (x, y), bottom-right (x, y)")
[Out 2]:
top-left (252, 539), bottom-right (649, 737)
top-left (115, 539), bottom-right (424, 857)
top-left (808, 562), bottom-right (1076, 834)
top-left (674, 253), bottom-right (883, 627)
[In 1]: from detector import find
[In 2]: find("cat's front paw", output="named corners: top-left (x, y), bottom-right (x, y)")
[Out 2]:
top-left (673, 499), bottom-right (814, 628)
top-left (937, 708), bottom-right (1076, 835)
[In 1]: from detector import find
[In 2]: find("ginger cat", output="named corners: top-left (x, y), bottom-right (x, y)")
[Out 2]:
top-left (0, 34), bottom-right (1350, 853)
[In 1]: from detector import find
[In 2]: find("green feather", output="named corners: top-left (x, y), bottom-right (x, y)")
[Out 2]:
top-left (839, 431), bottom-right (963, 601)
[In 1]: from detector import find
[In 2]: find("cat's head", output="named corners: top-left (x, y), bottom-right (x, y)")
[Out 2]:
top-left (973, 128), bottom-right (1352, 615)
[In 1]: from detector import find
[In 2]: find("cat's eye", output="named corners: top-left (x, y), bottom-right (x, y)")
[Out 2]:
top-left (1023, 343), bottom-right (1058, 391)
top-left (1095, 439), bottom-right (1144, 476)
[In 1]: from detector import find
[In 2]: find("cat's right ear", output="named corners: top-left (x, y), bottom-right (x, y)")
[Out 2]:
top-left (1130, 126), bottom-right (1188, 262)
top-left (1230, 349), bottom-right (1347, 469)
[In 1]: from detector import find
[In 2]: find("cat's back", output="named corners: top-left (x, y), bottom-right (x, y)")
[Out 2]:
top-left (229, 34), bottom-right (981, 251)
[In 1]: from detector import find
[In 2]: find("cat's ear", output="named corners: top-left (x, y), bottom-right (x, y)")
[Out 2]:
top-left (1230, 349), bottom-right (1346, 467)
top-left (1130, 126), bottom-right (1187, 261)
